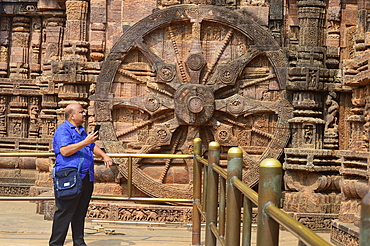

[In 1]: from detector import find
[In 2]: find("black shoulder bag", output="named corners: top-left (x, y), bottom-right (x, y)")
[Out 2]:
top-left (53, 149), bottom-right (84, 200)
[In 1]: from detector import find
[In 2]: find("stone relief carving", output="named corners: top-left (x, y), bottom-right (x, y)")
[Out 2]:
top-left (323, 91), bottom-right (339, 149)
top-left (92, 5), bottom-right (292, 199)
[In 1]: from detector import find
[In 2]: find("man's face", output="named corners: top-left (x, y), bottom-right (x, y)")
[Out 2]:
top-left (71, 105), bottom-right (86, 126)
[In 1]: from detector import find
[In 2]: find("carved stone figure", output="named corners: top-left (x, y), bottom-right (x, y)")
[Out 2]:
top-left (324, 92), bottom-right (339, 132)
top-left (0, 96), bottom-right (6, 136)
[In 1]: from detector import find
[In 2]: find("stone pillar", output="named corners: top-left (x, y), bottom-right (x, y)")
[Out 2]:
top-left (38, 94), bottom-right (58, 139)
top-left (29, 17), bottom-right (42, 79)
top-left (287, 0), bottom-right (328, 150)
top-left (296, 0), bottom-right (326, 68)
top-left (283, 0), bottom-right (342, 231)
top-left (9, 16), bottom-right (31, 79)
top-left (289, 92), bottom-right (325, 150)
top-left (90, 0), bottom-right (107, 61)
top-left (63, 0), bottom-right (89, 62)
top-left (37, 13), bottom-right (65, 137)
top-left (331, 3), bottom-right (370, 246)
top-left (269, 0), bottom-right (283, 44)
top-left (41, 14), bottom-right (65, 76)
top-left (7, 96), bottom-right (29, 139)
top-left (326, 4), bottom-right (341, 69)
top-left (57, 0), bottom-right (90, 121)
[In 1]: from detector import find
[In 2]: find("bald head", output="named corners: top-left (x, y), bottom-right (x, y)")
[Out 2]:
top-left (65, 103), bottom-right (86, 127)
top-left (65, 103), bottom-right (81, 120)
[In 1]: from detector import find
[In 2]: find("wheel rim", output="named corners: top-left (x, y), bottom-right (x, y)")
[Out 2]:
top-left (92, 5), bottom-right (293, 198)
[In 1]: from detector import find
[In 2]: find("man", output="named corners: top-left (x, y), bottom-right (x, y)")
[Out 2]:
top-left (49, 103), bottom-right (112, 246)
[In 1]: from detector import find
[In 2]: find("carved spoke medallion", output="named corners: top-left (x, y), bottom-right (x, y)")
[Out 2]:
top-left (93, 5), bottom-right (293, 199)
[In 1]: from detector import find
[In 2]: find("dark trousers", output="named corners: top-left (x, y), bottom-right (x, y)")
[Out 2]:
top-left (49, 175), bottom-right (93, 246)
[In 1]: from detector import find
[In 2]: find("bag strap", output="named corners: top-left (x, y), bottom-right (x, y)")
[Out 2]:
top-left (77, 149), bottom-right (84, 173)
top-left (77, 133), bottom-right (85, 174)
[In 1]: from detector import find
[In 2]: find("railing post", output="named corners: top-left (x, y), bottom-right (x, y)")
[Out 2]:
top-left (127, 156), bottom-right (132, 198)
top-left (242, 195), bottom-right (252, 246)
top-left (360, 192), bottom-right (370, 246)
top-left (203, 161), bottom-right (208, 215)
top-left (226, 147), bottom-right (243, 246)
top-left (257, 158), bottom-right (282, 246)
top-left (192, 138), bottom-right (202, 245)
top-left (205, 141), bottom-right (220, 246)
top-left (219, 177), bottom-right (226, 238)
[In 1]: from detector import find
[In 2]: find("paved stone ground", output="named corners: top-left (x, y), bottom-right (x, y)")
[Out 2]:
top-left (0, 201), bottom-right (333, 245)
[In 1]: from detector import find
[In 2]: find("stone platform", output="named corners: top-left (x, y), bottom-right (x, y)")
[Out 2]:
top-left (0, 201), bottom-right (334, 246)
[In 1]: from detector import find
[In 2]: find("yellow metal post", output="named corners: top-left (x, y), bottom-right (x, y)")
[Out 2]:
top-left (226, 147), bottom-right (243, 246)
top-left (192, 138), bottom-right (202, 245)
top-left (257, 158), bottom-right (282, 246)
top-left (242, 195), bottom-right (252, 246)
top-left (219, 176), bottom-right (226, 238)
top-left (205, 141), bottom-right (220, 246)
top-left (127, 156), bottom-right (132, 198)
top-left (203, 163), bottom-right (208, 215)
top-left (360, 192), bottom-right (370, 246)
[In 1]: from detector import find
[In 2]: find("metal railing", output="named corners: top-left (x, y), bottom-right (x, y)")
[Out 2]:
top-left (360, 190), bottom-right (370, 246)
top-left (191, 138), bottom-right (333, 246)
top-left (2, 140), bottom-right (370, 246)
top-left (0, 152), bottom-right (193, 204)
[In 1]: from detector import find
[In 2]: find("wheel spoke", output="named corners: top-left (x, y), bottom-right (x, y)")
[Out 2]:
top-left (207, 47), bottom-right (262, 86)
top-left (215, 94), bottom-right (282, 118)
top-left (134, 39), bottom-right (166, 73)
top-left (112, 94), bottom-right (174, 115)
top-left (159, 127), bottom-right (185, 183)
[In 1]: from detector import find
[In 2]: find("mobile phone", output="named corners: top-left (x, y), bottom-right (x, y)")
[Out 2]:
top-left (93, 124), bottom-right (101, 133)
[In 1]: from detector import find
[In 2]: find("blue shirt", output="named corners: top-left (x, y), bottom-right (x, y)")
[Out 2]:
top-left (53, 120), bottom-right (95, 181)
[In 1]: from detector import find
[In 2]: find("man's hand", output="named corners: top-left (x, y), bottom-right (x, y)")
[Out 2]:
top-left (84, 131), bottom-right (99, 145)
top-left (93, 145), bottom-right (113, 168)
top-left (103, 156), bottom-right (113, 168)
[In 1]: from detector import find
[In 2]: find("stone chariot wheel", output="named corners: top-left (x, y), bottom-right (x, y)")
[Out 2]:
top-left (92, 5), bottom-right (293, 199)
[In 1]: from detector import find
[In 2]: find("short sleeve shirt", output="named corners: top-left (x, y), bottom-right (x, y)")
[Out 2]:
top-left (53, 120), bottom-right (95, 181)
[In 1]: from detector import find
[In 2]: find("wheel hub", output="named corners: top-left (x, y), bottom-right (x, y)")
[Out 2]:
top-left (174, 84), bottom-right (214, 125)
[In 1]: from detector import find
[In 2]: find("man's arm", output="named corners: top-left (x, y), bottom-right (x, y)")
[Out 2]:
top-left (60, 132), bottom-right (98, 156)
top-left (93, 145), bottom-right (113, 168)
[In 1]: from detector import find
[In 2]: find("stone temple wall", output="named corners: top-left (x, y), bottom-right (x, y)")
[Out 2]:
top-left (0, 0), bottom-right (369, 244)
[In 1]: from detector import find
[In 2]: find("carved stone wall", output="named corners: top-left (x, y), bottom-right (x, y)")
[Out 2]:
top-left (44, 201), bottom-right (193, 223)
top-left (0, 0), bottom-right (369, 241)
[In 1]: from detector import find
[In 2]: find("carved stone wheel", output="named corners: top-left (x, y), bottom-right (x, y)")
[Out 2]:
top-left (93, 5), bottom-right (293, 199)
